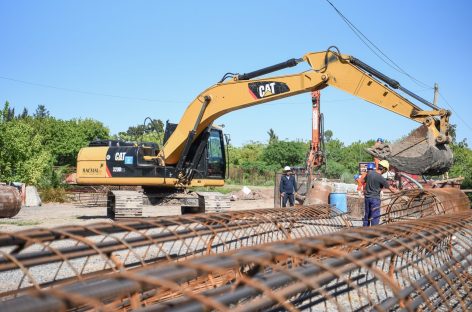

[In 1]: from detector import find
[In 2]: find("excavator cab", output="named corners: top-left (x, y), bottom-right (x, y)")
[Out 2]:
top-left (164, 122), bottom-right (226, 181)
top-left (206, 129), bottom-right (226, 178)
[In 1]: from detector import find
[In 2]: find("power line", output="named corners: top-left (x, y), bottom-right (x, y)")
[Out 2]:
top-left (324, 0), bottom-right (471, 138)
top-left (3, 65), bottom-right (469, 138)
top-left (0, 75), bottom-right (182, 104)
top-left (1, 72), bottom-right (438, 111)
top-left (324, 0), bottom-right (433, 89)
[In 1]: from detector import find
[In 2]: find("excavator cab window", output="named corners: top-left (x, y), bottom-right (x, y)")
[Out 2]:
top-left (207, 129), bottom-right (225, 179)
top-left (136, 144), bottom-right (159, 167)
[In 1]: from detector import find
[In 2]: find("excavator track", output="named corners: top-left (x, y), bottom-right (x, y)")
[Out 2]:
top-left (107, 189), bottom-right (230, 218)
top-left (107, 190), bottom-right (144, 218)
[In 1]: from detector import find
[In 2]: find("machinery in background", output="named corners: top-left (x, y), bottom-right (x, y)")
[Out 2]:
top-left (306, 91), bottom-right (325, 181)
top-left (275, 91), bottom-right (326, 207)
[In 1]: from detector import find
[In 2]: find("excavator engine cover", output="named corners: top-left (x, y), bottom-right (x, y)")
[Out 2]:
top-left (367, 125), bottom-right (453, 175)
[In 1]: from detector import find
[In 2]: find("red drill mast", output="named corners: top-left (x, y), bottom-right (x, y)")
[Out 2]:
top-left (306, 91), bottom-right (325, 180)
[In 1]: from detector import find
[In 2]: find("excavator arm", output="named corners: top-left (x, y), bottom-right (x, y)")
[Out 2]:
top-left (161, 49), bottom-right (452, 175)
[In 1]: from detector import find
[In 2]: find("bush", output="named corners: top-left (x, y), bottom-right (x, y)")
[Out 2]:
top-left (340, 171), bottom-right (353, 183)
top-left (39, 188), bottom-right (69, 203)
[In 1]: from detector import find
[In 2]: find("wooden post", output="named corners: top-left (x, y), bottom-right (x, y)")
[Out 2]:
top-left (274, 173), bottom-right (281, 208)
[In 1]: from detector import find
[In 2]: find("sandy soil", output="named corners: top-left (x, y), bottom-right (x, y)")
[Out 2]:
top-left (0, 186), bottom-right (275, 232)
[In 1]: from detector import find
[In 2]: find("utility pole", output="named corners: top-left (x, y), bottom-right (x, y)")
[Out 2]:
top-left (433, 83), bottom-right (449, 179)
top-left (433, 83), bottom-right (439, 107)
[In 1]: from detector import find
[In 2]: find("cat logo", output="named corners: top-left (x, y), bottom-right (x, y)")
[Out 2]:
top-left (115, 152), bottom-right (126, 161)
top-left (258, 82), bottom-right (276, 97)
top-left (248, 81), bottom-right (290, 99)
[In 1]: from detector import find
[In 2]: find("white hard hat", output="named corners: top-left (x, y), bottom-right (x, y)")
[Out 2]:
top-left (284, 166), bottom-right (291, 171)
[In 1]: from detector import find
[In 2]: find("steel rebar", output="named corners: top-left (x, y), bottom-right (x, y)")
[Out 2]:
top-left (0, 205), bottom-right (349, 296)
top-left (1, 212), bottom-right (470, 311)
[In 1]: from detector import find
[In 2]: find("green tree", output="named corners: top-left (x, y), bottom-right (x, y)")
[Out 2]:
top-left (34, 104), bottom-right (49, 118)
top-left (1, 101), bottom-right (15, 122)
top-left (0, 102), bottom-right (110, 185)
top-left (228, 142), bottom-right (265, 167)
top-left (116, 119), bottom-right (164, 144)
top-left (267, 128), bottom-right (279, 144)
top-left (262, 140), bottom-right (308, 169)
top-left (19, 107), bottom-right (29, 119)
top-left (449, 124), bottom-right (457, 143)
top-left (449, 141), bottom-right (472, 189)
top-left (35, 118), bottom-right (110, 166)
top-left (323, 159), bottom-right (348, 179)
top-left (0, 119), bottom-right (53, 184)
top-left (324, 129), bottom-right (333, 142)
top-left (322, 138), bottom-right (347, 178)
top-left (339, 140), bottom-right (374, 173)
top-left (321, 134), bottom-right (375, 180)
top-left (1, 101), bottom-right (9, 122)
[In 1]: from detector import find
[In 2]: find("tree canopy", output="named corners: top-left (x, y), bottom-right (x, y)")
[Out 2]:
top-left (0, 102), bottom-right (109, 186)
top-left (115, 119), bottom-right (164, 145)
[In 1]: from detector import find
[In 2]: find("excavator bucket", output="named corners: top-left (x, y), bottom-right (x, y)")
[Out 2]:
top-left (367, 125), bottom-right (453, 176)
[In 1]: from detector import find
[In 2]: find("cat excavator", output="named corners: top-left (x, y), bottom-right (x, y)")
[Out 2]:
top-left (77, 47), bottom-right (453, 218)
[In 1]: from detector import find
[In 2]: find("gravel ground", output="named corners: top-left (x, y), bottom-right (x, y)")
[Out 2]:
top-left (0, 187), bottom-right (275, 232)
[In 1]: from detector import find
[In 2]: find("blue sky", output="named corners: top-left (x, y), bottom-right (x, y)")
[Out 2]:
top-left (1, 0), bottom-right (471, 146)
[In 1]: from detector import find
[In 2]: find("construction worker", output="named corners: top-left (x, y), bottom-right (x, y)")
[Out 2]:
top-left (363, 160), bottom-right (398, 226)
top-left (355, 171), bottom-right (367, 196)
top-left (280, 166), bottom-right (297, 207)
top-left (354, 174), bottom-right (360, 183)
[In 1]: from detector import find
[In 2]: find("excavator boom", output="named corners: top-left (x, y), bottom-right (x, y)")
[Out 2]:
top-left (161, 48), bottom-right (452, 175)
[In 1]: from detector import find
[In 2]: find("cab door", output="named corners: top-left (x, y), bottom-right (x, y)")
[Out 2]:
top-left (207, 129), bottom-right (225, 179)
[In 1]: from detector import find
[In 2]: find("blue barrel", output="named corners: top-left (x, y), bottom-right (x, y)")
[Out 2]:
top-left (329, 192), bottom-right (347, 212)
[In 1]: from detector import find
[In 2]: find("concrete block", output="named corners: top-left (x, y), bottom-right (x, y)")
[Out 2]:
top-left (25, 186), bottom-right (42, 207)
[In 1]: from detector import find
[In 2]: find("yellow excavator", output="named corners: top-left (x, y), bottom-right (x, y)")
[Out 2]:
top-left (77, 47), bottom-right (453, 218)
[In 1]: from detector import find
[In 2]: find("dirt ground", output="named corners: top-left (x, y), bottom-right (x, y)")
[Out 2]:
top-left (0, 186), bottom-right (275, 232)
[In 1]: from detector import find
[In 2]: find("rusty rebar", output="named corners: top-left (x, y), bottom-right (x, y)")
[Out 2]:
top-left (366, 188), bottom-right (470, 224)
top-left (0, 189), bottom-right (468, 299)
top-left (0, 206), bottom-right (349, 296)
top-left (1, 211), bottom-right (470, 312)
top-left (384, 188), bottom-right (470, 218)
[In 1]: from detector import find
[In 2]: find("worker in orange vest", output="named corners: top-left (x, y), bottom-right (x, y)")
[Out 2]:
top-left (355, 173), bottom-right (366, 197)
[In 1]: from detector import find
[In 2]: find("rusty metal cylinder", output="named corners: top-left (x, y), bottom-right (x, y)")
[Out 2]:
top-left (304, 181), bottom-right (332, 205)
top-left (384, 188), bottom-right (470, 223)
top-left (0, 186), bottom-right (21, 218)
top-left (427, 188), bottom-right (470, 212)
